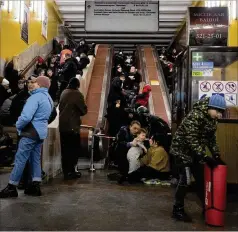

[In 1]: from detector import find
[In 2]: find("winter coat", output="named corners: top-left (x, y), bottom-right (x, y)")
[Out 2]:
top-left (107, 77), bottom-right (125, 105)
top-left (0, 85), bottom-right (11, 108)
top-left (127, 71), bottom-right (141, 84)
top-left (10, 88), bottom-right (30, 124)
top-left (16, 88), bottom-right (53, 140)
top-left (48, 75), bottom-right (58, 101)
top-left (0, 95), bottom-right (15, 116)
top-left (140, 146), bottom-right (170, 172)
top-left (136, 84), bottom-right (152, 106)
top-left (4, 68), bottom-right (20, 94)
top-left (79, 56), bottom-right (90, 69)
top-left (170, 97), bottom-right (219, 165)
top-left (59, 88), bottom-right (87, 132)
top-left (60, 58), bottom-right (77, 82)
top-left (76, 44), bottom-right (90, 56)
top-left (60, 49), bottom-right (72, 65)
top-left (114, 126), bottom-right (136, 160)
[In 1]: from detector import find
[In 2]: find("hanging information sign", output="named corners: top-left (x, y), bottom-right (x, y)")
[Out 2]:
top-left (188, 7), bottom-right (228, 46)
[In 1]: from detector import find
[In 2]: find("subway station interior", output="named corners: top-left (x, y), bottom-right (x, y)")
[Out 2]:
top-left (0, 0), bottom-right (238, 230)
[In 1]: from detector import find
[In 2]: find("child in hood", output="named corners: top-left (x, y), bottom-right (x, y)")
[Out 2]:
top-left (132, 82), bottom-right (152, 108)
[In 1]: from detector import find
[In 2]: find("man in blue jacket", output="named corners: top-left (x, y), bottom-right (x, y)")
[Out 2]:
top-left (0, 76), bottom-right (53, 198)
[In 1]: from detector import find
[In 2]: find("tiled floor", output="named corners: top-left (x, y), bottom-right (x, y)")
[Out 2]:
top-left (0, 170), bottom-right (237, 231)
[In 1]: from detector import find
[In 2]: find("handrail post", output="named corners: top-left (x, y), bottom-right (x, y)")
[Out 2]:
top-left (89, 128), bottom-right (96, 172)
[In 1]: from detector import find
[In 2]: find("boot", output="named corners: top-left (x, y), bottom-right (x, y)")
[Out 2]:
top-left (64, 172), bottom-right (81, 180)
top-left (172, 205), bottom-right (192, 222)
top-left (24, 182), bottom-right (42, 196)
top-left (117, 175), bottom-right (128, 185)
top-left (0, 184), bottom-right (18, 198)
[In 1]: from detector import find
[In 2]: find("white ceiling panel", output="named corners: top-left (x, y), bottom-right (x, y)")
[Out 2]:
top-left (55, 0), bottom-right (192, 45)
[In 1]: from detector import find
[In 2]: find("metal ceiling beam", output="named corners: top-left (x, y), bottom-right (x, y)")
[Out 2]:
top-left (73, 38), bottom-right (171, 43)
top-left (72, 33), bottom-right (174, 38)
top-left (69, 27), bottom-right (176, 32)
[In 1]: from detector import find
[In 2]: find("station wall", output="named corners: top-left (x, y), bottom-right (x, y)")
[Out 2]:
top-left (0, 0), bottom-right (61, 62)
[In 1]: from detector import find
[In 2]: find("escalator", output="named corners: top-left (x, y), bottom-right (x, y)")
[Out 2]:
top-left (137, 45), bottom-right (172, 126)
top-left (77, 45), bottom-right (114, 169)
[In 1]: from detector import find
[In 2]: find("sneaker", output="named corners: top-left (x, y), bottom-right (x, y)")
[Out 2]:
top-left (0, 184), bottom-right (18, 198)
top-left (24, 182), bottom-right (42, 196)
top-left (172, 205), bottom-right (192, 222)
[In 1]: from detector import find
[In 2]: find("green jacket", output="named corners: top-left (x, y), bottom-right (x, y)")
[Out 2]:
top-left (170, 97), bottom-right (219, 165)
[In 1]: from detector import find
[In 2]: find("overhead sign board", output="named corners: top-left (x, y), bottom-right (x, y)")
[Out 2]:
top-left (188, 7), bottom-right (228, 46)
top-left (85, 1), bottom-right (159, 32)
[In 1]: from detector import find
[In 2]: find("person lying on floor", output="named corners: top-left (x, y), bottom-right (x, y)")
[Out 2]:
top-left (119, 133), bottom-right (170, 184)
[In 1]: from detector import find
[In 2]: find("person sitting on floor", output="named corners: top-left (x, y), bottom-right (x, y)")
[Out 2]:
top-left (127, 128), bottom-right (147, 175)
top-left (126, 133), bottom-right (170, 183)
top-left (0, 124), bottom-right (13, 166)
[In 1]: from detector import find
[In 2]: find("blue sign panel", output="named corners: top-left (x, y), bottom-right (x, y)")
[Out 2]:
top-left (192, 62), bottom-right (214, 69)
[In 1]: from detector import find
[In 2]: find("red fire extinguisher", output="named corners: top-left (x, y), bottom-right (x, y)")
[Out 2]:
top-left (204, 164), bottom-right (227, 227)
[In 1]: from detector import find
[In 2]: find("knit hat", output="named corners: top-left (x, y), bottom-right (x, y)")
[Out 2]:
top-left (1, 78), bottom-right (9, 86)
top-left (37, 57), bottom-right (44, 64)
top-left (36, 76), bottom-right (51, 89)
top-left (68, 77), bottom-right (80, 89)
top-left (208, 94), bottom-right (226, 111)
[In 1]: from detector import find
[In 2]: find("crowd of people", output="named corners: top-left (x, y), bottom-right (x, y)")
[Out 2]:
top-left (0, 42), bottom-right (228, 224)
top-left (106, 51), bottom-right (172, 185)
top-left (0, 38), bottom-right (93, 197)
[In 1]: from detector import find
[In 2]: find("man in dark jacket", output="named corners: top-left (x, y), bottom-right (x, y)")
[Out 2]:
top-left (47, 69), bottom-right (58, 102)
top-left (127, 66), bottom-right (141, 85)
top-left (76, 39), bottom-right (89, 56)
top-left (107, 121), bottom-right (141, 181)
top-left (59, 78), bottom-right (87, 180)
top-left (79, 53), bottom-right (90, 70)
top-left (59, 53), bottom-right (77, 96)
top-left (107, 73), bottom-right (126, 108)
top-left (170, 95), bottom-right (226, 222)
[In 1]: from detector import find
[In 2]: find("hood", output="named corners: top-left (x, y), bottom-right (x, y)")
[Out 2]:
top-left (192, 97), bottom-right (209, 115)
top-left (143, 84), bottom-right (151, 93)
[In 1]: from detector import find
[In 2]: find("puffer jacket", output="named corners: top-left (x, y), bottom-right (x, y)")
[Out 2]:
top-left (16, 88), bottom-right (53, 140)
top-left (170, 97), bottom-right (219, 165)
top-left (136, 84), bottom-right (152, 106)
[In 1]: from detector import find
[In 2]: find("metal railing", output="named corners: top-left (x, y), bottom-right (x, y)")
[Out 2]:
top-left (80, 125), bottom-right (115, 172)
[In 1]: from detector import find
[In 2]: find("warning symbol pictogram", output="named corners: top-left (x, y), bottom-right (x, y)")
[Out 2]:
top-left (200, 81), bottom-right (211, 92)
top-left (225, 82), bottom-right (237, 93)
top-left (212, 82), bottom-right (224, 92)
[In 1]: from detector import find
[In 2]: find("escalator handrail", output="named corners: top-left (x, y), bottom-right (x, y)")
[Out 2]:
top-left (137, 45), bottom-right (155, 115)
top-left (96, 45), bottom-right (114, 131)
top-left (152, 45), bottom-right (172, 113)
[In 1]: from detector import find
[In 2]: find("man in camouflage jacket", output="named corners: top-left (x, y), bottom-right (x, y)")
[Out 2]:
top-left (170, 95), bottom-right (226, 222)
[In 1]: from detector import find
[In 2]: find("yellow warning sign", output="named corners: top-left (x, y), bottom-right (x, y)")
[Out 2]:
top-left (192, 70), bottom-right (203, 77)
top-left (150, 80), bottom-right (160, 85)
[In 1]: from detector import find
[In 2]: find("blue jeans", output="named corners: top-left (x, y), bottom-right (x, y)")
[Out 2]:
top-left (9, 137), bottom-right (43, 186)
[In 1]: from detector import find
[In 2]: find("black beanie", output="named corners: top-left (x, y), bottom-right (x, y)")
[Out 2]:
top-left (68, 77), bottom-right (80, 90)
